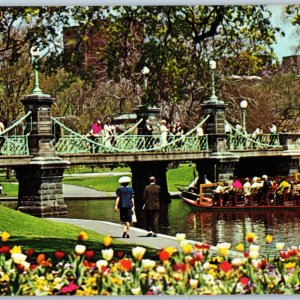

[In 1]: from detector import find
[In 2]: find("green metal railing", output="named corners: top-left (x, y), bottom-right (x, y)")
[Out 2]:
top-left (225, 121), bottom-right (282, 150)
top-left (52, 115), bottom-right (210, 154)
top-left (0, 111), bottom-right (32, 155)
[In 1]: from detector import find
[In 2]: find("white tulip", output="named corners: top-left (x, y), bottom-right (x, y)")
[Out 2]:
top-left (101, 249), bottom-right (114, 261)
top-left (75, 244), bottom-right (86, 255)
top-left (11, 253), bottom-right (27, 264)
top-left (96, 259), bottom-right (108, 270)
top-left (176, 233), bottom-right (186, 242)
top-left (276, 242), bottom-right (285, 251)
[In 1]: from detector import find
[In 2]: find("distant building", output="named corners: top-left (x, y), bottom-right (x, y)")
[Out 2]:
top-left (282, 55), bottom-right (300, 73)
top-left (63, 20), bottom-right (144, 77)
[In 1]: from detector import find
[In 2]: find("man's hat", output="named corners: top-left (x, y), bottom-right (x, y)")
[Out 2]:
top-left (118, 176), bottom-right (131, 184)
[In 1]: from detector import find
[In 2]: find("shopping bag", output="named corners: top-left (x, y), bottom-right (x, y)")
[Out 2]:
top-left (132, 209), bottom-right (137, 223)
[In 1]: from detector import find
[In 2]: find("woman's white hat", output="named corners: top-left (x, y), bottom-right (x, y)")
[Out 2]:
top-left (118, 176), bottom-right (131, 184)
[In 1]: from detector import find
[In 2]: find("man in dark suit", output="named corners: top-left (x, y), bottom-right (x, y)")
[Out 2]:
top-left (143, 176), bottom-right (161, 237)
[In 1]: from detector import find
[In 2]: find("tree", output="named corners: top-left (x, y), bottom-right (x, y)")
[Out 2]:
top-left (102, 6), bottom-right (282, 124)
top-left (284, 5), bottom-right (300, 53)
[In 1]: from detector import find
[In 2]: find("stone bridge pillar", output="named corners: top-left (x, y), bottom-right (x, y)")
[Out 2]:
top-left (129, 161), bottom-right (170, 230)
top-left (15, 47), bottom-right (69, 217)
top-left (198, 61), bottom-right (239, 182)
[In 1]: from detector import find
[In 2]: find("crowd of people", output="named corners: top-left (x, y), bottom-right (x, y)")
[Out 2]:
top-left (86, 117), bottom-right (205, 151)
top-left (86, 118), bottom-right (117, 149)
top-left (212, 175), bottom-right (299, 206)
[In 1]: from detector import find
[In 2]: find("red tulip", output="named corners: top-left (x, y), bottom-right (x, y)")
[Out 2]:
top-left (84, 249), bottom-right (95, 259)
top-left (55, 251), bottom-right (66, 260)
top-left (0, 245), bottom-right (10, 253)
top-left (146, 291), bottom-right (153, 295)
top-left (194, 252), bottom-right (204, 261)
top-left (195, 243), bottom-right (210, 250)
top-left (159, 250), bottom-right (170, 261)
top-left (117, 251), bottom-right (124, 258)
top-left (25, 249), bottom-right (35, 257)
top-left (120, 259), bottom-right (132, 271)
top-left (280, 251), bottom-right (290, 259)
top-left (219, 261), bottom-right (232, 273)
top-left (239, 276), bottom-right (249, 286)
top-left (288, 246), bottom-right (298, 257)
top-left (244, 251), bottom-right (249, 258)
top-left (261, 259), bottom-right (267, 269)
top-left (173, 263), bottom-right (187, 272)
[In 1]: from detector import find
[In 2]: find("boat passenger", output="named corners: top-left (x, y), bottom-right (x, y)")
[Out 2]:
top-left (250, 177), bottom-right (263, 190)
top-left (243, 177), bottom-right (251, 204)
top-left (232, 176), bottom-right (243, 190)
top-left (262, 174), bottom-right (273, 203)
top-left (274, 177), bottom-right (290, 205)
top-left (213, 182), bottom-right (224, 206)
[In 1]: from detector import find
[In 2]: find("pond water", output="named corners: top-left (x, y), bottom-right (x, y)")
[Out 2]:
top-left (62, 198), bottom-right (300, 254)
top-left (3, 198), bottom-right (300, 255)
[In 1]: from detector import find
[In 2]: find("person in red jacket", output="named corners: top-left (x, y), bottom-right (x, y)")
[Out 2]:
top-left (143, 176), bottom-right (161, 237)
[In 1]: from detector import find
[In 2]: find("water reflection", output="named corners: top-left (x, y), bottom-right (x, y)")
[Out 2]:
top-left (3, 198), bottom-right (300, 255)
top-left (181, 210), bottom-right (300, 254)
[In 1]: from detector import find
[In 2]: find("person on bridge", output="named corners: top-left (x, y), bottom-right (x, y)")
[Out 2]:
top-left (115, 176), bottom-right (135, 238)
top-left (104, 118), bottom-right (116, 147)
top-left (143, 176), bottom-right (161, 237)
top-left (158, 120), bottom-right (169, 148)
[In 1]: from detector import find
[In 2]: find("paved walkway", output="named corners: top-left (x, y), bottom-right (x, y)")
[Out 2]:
top-left (48, 218), bottom-right (183, 250)
top-left (63, 184), bottom-right (179, 200)
top-left (63, 184), bottom-right (116, 199)
top-left (47, 218), bottom-right (239, 256)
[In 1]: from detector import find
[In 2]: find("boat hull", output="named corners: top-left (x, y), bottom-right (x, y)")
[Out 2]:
top-left (181, 196), bottom-right (300, 211)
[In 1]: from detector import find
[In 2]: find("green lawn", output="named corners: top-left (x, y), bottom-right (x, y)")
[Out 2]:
top-left (0, 205), bottom-right (156, 258)
top-left (0, 163), bottom-right (196, 195)
top-left (64, 163), bottom-right (195, 192)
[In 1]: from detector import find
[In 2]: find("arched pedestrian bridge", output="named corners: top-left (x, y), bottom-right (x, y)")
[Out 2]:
top-left (0, 111), bottom-right (297, 167)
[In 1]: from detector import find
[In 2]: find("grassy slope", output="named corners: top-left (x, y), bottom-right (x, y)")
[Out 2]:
top-left (0, 206), bottom-right (157, 257)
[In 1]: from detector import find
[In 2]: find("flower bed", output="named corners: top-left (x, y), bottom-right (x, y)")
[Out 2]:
top-left (0, 231), bottom-right (299, 295)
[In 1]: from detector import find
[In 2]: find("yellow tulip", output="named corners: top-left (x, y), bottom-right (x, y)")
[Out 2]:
top-left (10, 245), bottom-right (22, 254)
top-left (218, 248), bottom-right (228, 257)
top-left (103, 235), bottom-right (112, 247)
top-left (77, 231), bottom-right (88, 241)
top-left (0, 231), bottom-right (10, 242)
top-left (285, 262), bottom-right (296, 269)
top-left (165, 246), bottom-right (177, 255)
top-left (265, 235), bottom-right (273, 243)
top-left (235, 243), bottom-right (244, 252)
top-left (246, 232), bottom-right (258, 243)
top-left (182, 243), bottom-right (193, 254)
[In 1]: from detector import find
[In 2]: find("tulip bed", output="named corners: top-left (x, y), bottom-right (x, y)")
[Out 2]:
top-left (0, 230), bottom-right (300, 295)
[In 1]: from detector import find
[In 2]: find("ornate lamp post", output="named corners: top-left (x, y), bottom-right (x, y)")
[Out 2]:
top-left (240, 99), bottom-right (248, 132)
top-left (141, 66), bottom-right (150, 105)
top-left (209, 60), bottom-right (218, 103)
top-left (30, 46), bottom-right (43, 95)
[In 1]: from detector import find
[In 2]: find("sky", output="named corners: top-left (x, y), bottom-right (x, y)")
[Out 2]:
top-left (269, 5), bottom-right (299, 62)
